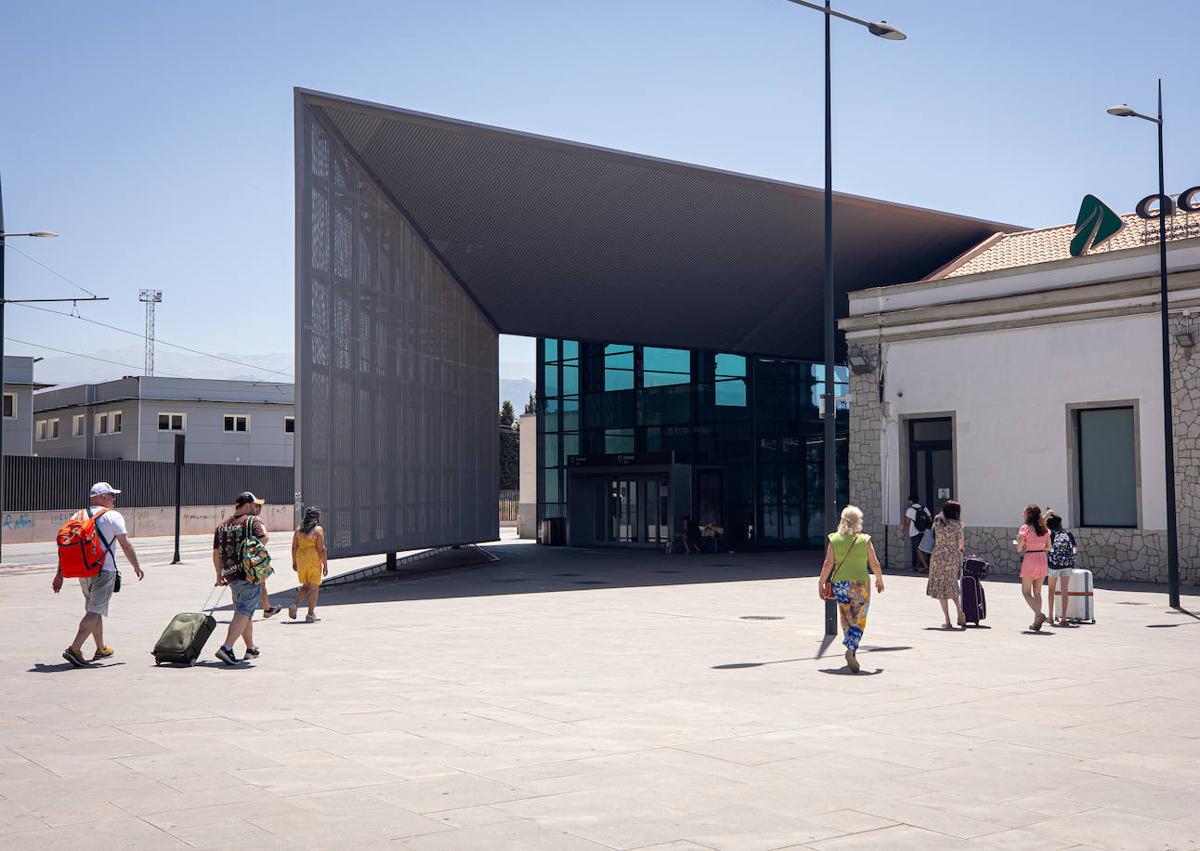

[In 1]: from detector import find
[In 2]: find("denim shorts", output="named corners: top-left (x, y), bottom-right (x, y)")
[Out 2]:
top-left (1047, 566), bottom-right (1074, 578)
top-left (229, 580), bottom-right (260, 616)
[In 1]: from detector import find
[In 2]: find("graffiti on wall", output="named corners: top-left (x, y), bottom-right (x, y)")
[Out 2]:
top-left (2, 513), bottom-right (33, 530)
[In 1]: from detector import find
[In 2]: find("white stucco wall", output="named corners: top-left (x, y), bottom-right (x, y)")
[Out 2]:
top-left (881, 312), bottom-right (1166, 531)
top-left (517, 414), bottom-right (537, 538)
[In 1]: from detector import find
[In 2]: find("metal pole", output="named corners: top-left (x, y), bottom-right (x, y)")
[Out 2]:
top-left (1155, 79), bottom-right (1180, 608)
top-left (822, 1), bottom-right (838, 636)
top-left (171, 433), bottom-right (184, 563)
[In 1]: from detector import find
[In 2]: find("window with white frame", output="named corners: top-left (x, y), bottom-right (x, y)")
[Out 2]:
top-left (158, 412), bottom-right (185, 431)
top-left (96, 413), bottom-right (108, 435)
top-left (223, 414), bottom-right (250, 433)
top-left (284, 416), bottom-right (295, 434)
top-left (72, 414), bottom-right (84, 437)
top-left (111, 411), bottom-right (122, 434)
top-left (49, 418), bottom-right (59, 439)
top-left (2, 393), bottom-right (15, 419)
top-left (35, 419), bottom-right (47, 441)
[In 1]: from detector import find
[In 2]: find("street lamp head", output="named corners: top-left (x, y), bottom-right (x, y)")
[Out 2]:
top-left (1107, 104), bottom-right (1136, 117)
top-left (28, 231), bottom-right (58, 238)
top-left (868, 20), bottom-right (906, 40)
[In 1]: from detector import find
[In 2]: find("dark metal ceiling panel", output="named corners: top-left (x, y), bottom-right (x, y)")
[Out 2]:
top-left (301, 89), bottom-right (1018, 360)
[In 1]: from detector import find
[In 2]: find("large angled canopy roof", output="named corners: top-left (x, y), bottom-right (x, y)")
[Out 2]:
top-left (300, 89), bottom-right (1018, 360)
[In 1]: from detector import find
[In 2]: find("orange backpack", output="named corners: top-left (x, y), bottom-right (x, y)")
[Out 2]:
top-left (57, 507), bottom-right (113, 579)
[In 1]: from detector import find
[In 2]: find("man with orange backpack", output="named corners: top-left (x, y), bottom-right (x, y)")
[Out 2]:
top-left (52, 482), bottom-right (145, 667)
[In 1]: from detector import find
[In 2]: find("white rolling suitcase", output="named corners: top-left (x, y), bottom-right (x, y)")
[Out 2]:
top-left (1056, 568), bottom-right (1095, 624)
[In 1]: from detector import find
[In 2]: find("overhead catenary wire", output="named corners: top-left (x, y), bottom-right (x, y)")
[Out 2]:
top-left (10, 302), bottom-right (293, 380)
top-left (3, 241), bottom-right (98, 297)
top-left (4, 248), bottom-right (293, 379)
top-left (4, 337), bottom-right (192, 379)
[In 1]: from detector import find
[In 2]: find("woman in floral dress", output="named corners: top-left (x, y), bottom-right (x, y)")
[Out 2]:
top-left (926, 500), bottom-right (965, 629)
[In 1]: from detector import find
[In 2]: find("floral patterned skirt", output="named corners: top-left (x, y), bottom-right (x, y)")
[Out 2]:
top-left (926, 545), bottom-right (961, 599)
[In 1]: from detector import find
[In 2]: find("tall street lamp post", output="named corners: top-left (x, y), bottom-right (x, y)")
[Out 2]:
top-left (0, 173), bottom-right (59, 563)
top-left (1107, 80), bottom-right (1181, 608)
top-left (782, 1), bottom-right (905, 635)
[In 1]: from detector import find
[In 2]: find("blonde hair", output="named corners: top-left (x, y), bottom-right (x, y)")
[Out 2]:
top-left (838, 505), bottom-right (864, 536)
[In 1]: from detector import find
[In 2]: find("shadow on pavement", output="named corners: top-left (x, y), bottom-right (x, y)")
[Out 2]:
top-left (310, 542), bottom-right (825, 607)
top-left (28, 661), bottom-right (126, 673)
top-left (712, 644), bottom-right (911, 670)
top-left (819, 667), bottom-right (884, 676)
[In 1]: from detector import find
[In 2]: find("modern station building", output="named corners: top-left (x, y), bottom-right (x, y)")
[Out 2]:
top-left (841, 201), bottom-right (1200, 584)
top-left (293, 89), bottom-right (1016, 559)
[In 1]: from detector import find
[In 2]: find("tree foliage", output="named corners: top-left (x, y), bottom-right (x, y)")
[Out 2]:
top-left (498, 402), bottom-right (519, 490)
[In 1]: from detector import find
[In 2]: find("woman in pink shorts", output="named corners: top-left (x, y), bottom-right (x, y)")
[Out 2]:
top-left (1016, 503), bottom-right (1050, 631)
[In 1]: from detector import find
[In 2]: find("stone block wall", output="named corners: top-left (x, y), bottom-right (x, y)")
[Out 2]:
top-left (1170, 313), bottom-right (1199, 586)
top-left (879, 522), bottom-right (1174, 582)
top-left (847, 345), bottom-right (884, 541)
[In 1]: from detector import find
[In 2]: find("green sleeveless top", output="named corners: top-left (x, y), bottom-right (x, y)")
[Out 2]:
top-left (828, 531), bottom-right (871, 582)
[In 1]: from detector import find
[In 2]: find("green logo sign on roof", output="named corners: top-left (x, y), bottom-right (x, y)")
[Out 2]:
top-left (1070, 194), bottom-right (1124, 257)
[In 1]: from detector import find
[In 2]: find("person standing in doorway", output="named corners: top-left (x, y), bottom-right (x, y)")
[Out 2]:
top-left (1016, 503), bottom-right (1050, 632)
top-left (903, 495), bottom-right (932, 572)
top-left (1045, 510), bottom-right (1078, 627)
top-left (212, 492), bottom-right (269, 664)
top-left (53, 482), bottom-right (145, 667)
top-left (679, 515), bottom-right (701, 554)
top-left (817, 505), bottom-right (885, 673)
top-left (926, 500), bottom-right (966, 629)
top-left (289, 507), bottom-right (328, 623)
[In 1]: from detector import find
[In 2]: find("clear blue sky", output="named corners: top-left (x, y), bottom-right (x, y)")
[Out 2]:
top-left (2, 0), bottom-right (1197, 380)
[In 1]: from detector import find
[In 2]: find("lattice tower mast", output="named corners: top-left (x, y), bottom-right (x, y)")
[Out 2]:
top-left (138, 289), bottom-right (163, 376)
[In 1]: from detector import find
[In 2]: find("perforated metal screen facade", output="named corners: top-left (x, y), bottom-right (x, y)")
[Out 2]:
top-left (296, 100), bottom-right (498, 558)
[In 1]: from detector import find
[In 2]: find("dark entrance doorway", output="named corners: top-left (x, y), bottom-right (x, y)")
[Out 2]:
top-left (908, 417), bottom-right (954, 510)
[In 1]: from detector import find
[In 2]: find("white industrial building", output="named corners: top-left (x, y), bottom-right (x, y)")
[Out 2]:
top-left (32, 377), bottom-right (295, 466)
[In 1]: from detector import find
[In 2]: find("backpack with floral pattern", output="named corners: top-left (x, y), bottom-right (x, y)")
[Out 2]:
top-left (1048, 530), bottom-right (1076, 569)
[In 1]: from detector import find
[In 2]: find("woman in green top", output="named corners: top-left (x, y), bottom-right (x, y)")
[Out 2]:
top-left (818, 505), bottom-right (885, 673)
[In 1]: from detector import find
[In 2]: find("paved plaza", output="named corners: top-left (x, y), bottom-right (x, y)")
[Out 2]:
top-left (2, 532), bottom-right (1199, 850)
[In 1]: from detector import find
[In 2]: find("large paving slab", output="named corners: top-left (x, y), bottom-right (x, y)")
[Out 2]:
top-left (1, 531), bottom-right (1198, 849)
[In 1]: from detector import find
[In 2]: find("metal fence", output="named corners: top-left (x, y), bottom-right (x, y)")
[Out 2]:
top-left (499, 489), bottom-right (520, 522)
top-left (2, 455), bottom-right (294, 512)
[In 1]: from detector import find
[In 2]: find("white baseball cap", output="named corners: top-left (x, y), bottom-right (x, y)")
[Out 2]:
top-left (90, 482), bottom-right (122, 496)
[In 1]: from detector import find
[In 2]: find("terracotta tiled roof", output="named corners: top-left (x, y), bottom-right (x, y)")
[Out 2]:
top-left (930, 208), bottom-right (1200, 280)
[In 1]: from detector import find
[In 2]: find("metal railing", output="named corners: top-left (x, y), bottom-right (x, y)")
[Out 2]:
top-left (2, 455), bottom-right (293, 512)
top-left (499, 488), bottom-right (520, 522)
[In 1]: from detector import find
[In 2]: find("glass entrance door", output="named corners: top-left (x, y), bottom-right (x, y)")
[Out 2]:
top-left (604, 477), bottom-right (668, 547)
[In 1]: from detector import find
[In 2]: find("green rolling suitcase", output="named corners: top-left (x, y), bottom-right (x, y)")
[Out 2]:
top-left (152, 589), bottom-right (224, 666)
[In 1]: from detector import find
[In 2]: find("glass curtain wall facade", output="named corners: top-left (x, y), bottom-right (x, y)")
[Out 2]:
top-left (538, 339), bottom-right (847, 550)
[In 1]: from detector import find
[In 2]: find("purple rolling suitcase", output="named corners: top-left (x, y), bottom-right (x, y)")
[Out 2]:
top-left (961, 556), bottom-right (989, 625)
top-left (962, 556), bottom-right (989, 580)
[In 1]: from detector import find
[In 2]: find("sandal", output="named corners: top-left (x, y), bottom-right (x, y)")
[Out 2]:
top-left (305, 614), bottom-right (320, 623)
top-left (957, 612), bottom-right (967, 627)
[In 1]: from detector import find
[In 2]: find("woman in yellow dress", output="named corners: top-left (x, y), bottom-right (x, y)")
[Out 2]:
top-left (289, 508), bottom-right (328, 623)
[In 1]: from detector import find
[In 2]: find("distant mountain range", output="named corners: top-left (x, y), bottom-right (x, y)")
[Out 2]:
top-left (26, 345), bottom-right (535, 414)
